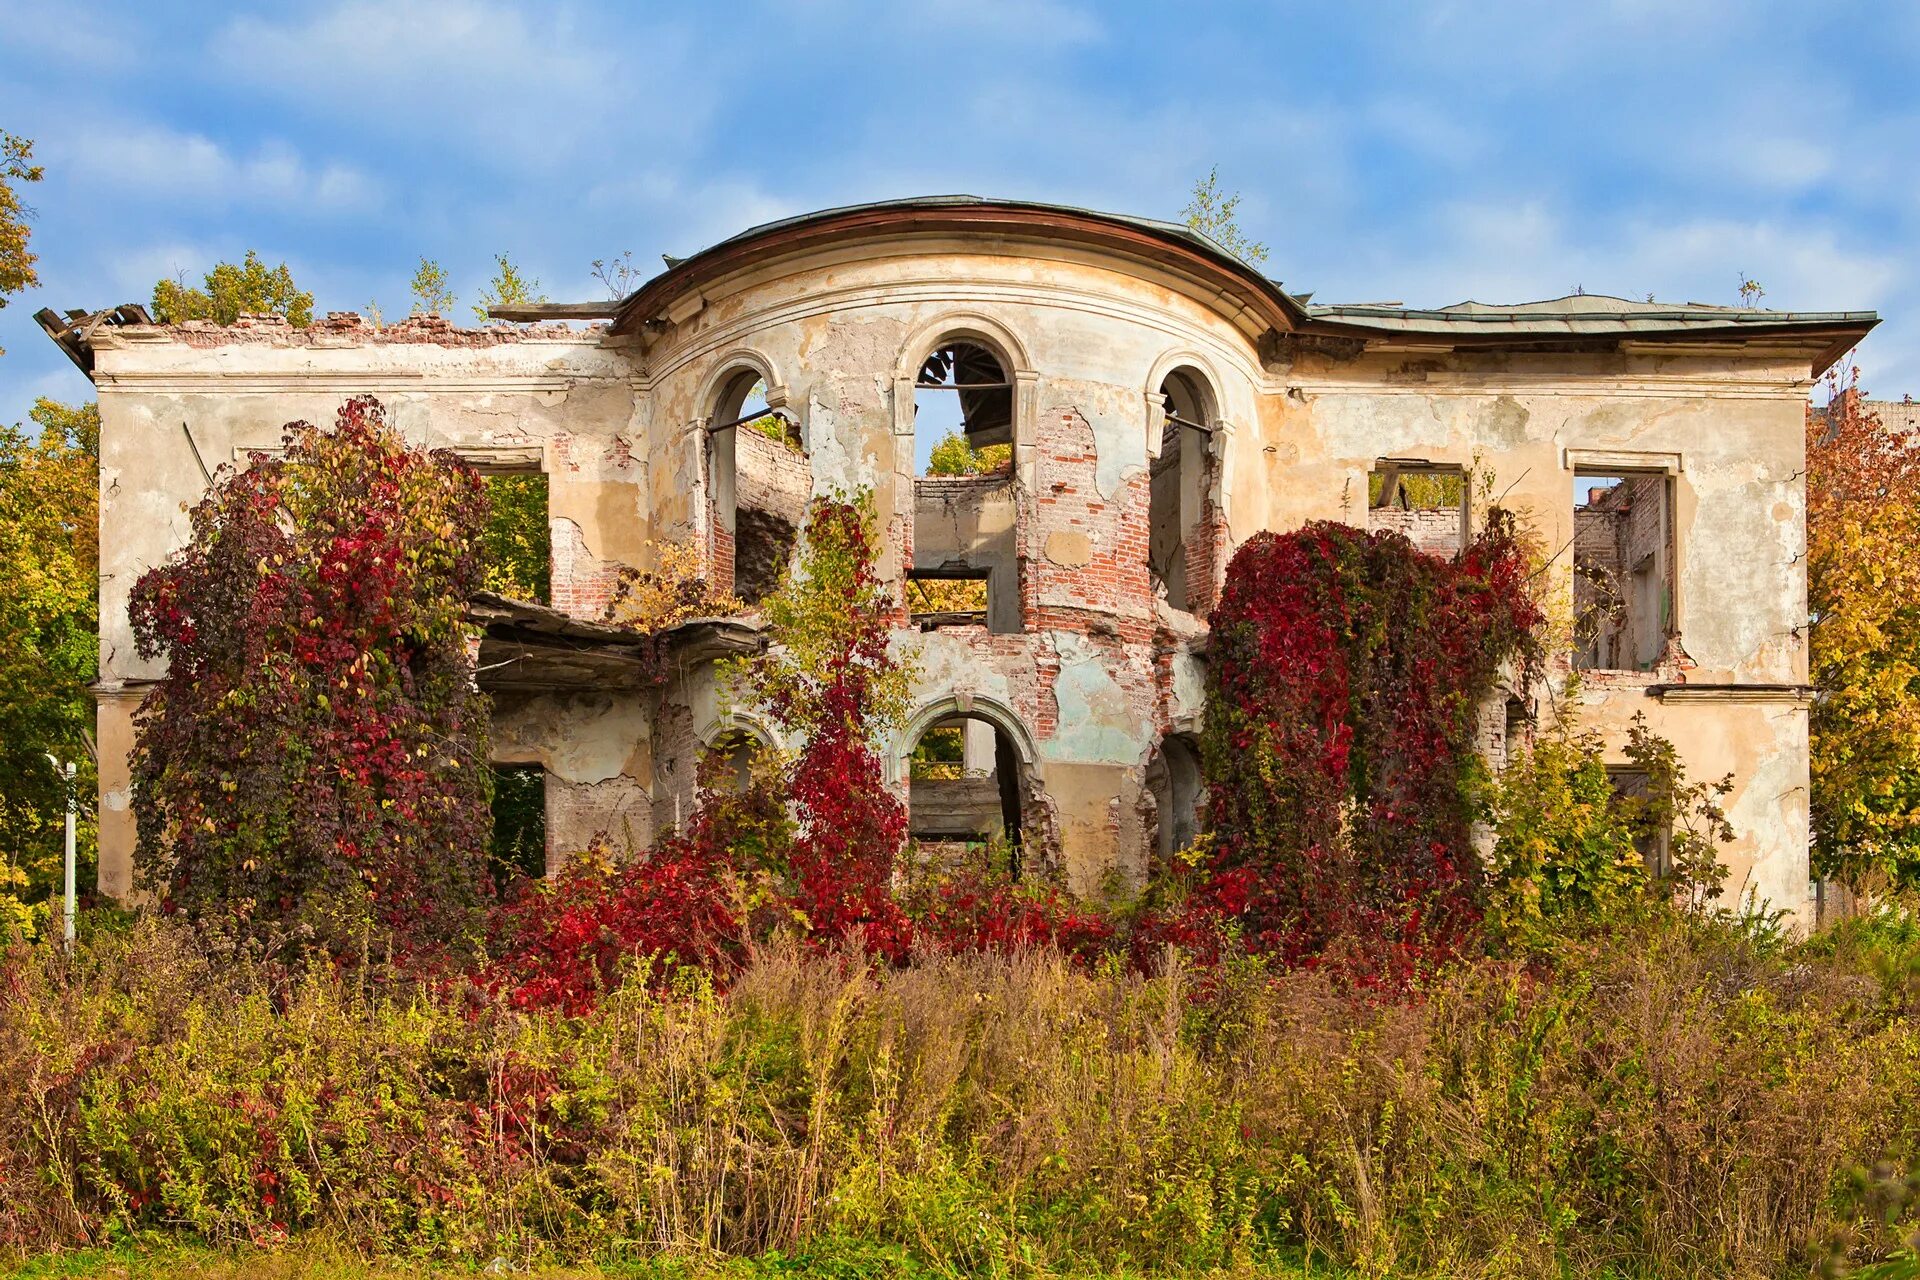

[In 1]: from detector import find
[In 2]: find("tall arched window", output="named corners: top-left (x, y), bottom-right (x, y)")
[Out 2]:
top-left (1150, 368), bottom-right (1218, 614)
top-left (910, 335), bottom-right (1021, 633)
top-left (914, 339), bottom-right (1014, 475)
top-left (708, 366), bottom-right (805, 605)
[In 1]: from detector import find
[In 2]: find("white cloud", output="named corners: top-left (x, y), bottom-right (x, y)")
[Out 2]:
top-left (0, 0), bottom-right (136, 69)
top-left (56, 126), bottom-right (379, 215)
top-left (210, 0), bottom-right (709, 165)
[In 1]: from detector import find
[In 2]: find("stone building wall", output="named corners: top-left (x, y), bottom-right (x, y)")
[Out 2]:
top-left (75, 216), bottom-right (1838, 923)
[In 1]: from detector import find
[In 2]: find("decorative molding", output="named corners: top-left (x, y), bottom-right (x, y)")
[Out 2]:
top-left (1650, 683), bottom-right (1813, 707)
top-left (94, 372), bottom-right (611, 395)
top-left (1563, 447), bottom-right (1685, 474)
top-left (1283, 374), bottom-right (1808, 401)
top-left (649, 277), bottom-right (1263, 387)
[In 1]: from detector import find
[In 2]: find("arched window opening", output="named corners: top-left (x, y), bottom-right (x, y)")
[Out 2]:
top-left (702, 727), bottom-right (768, 794)
top-left (914, 340), bottom-right (1013, 476)
top-left (708, 367), bottom-right (805, 605)
top-left (911, 337), bottom-right (1020, 633)
top-left (907, 713), bottom-right (1029, 876)
top-left (1150, 369), bottom-right (1217, 614)
top-left (1148, 735), bottom-right (1204, 865)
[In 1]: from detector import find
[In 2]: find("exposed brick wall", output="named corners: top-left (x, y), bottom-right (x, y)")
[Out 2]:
top-left (735, 427), bottom-right (811, 526)
top-left (1369, 504), bottom-right (1465, 557)
top-left (156, 312), bottom-right (602, 348)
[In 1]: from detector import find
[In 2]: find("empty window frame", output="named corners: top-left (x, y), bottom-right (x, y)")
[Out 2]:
top-left (907, 714), bottom-right (1028, 876)
top-left (1368, 461), bottom-right (1467, 556)
top-left (1606, 766), bottom-right (1671, 878)
top-left (1148, 734), bottom-right (1204, 864)
top-left (709, 368), bottom-right (802, 605)
top-left (488, 763), bottom-right (548, 886)
top-left (1150, 369), bottom-right (1217, 613)
top-left (907, 568), bottom-right (990, 629)
top-left (1573, 471), bottom-right (1675, 671)
top-left (914, 340), bottom-right (1014, 476)
top-left (481, 471), bottom-right (551, 604)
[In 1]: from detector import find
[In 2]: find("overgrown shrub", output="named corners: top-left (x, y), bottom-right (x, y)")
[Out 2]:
top-left (127, 397), bottom-right (493, 955)
top-left (723, 490), bottom-right (916, 959)
top-left (1484, 709), bottom-right (1733, 952)
top-left (1193, 514), bottom-right (1542, 982)
top-left (4, 916), bottom-right (1918, 1277)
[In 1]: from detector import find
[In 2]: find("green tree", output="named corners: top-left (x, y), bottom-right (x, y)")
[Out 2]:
top-left (0, 132), bottom-right (44, 354)
top-left (926, 431), bottom-right (1011, 476)
top-left (151, 250), bottom-right (314, 327)
top-left (1181, 166), bottom-right (1267, 266)
top-left (474, 253), bottom-right (544, 322)
top-left (0, 398), bottom-right (99, 934)
top-left (481, 474), bottom-right (550, 602)
top-left (409, 256), bottom-right (454, 315)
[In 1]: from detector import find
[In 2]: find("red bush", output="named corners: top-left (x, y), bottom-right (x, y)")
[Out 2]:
top-left (1195, 514), bottom-right (1541, 984)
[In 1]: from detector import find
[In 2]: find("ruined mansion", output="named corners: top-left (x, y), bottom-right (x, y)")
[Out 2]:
top-left (41, 197), bottom-right (1877, 922)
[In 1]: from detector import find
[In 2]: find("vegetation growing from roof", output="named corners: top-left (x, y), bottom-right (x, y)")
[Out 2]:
top-left (150, 251), bottom-right (314, 328)
top-left (0, 132), bottom-right (41, 355)
top-left (406, 256), bottom-right (454, 315)
top-left (473, 253), bottom-right (544, 322)
top-left (1181, 165), bottom-right (1268, 266)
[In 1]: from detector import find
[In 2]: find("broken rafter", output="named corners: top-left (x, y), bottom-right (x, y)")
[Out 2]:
top-left (484, 300), bottom-right (624, 322)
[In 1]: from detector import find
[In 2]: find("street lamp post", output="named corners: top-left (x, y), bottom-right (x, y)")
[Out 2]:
top-left (44, 754), bottom-right (75, 950)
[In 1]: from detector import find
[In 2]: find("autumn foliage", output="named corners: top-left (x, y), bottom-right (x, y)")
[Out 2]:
top-left (1807, 374), bottom-right (1920, 891)
top-left (128, 397), bottom-right (494, 952)
top-left (1183, 513), bottom-right (1542, 981)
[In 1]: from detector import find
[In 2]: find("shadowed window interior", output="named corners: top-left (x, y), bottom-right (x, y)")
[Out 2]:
top-left (710, 369), bottom-right (803, 605)
top-left (907, 713), bottom-right (1028, 876)
top-left (1149, 369), bottom-right (1215, 613)
top-left (488, 762), bottom-right (547, 886)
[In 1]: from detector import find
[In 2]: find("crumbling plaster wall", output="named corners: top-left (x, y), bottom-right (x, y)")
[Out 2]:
top-left (1246, 347), bottom-right (1815, 918)
top-left (637, 243), bottom-right (1266, 892)
top-left (86, 243), bottom-right (1818, 924)
top-left (88, 323), bottom-right (643, 894)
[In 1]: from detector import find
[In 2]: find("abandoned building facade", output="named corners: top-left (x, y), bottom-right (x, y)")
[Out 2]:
top-left (47, 197), bottom-right (1876, 922)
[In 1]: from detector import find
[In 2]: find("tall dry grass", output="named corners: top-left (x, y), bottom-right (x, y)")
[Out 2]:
top-left (1, 916), bottom-right (1916, 1278)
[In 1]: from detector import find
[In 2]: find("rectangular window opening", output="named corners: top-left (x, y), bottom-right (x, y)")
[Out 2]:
top-left (908, 569), bottom-right (990, 629)
top-left (1367, 461), bottom-right (1467, 556)
top-left (489, 763), bottom-right (548, 886)
top-left (482, 472), bottom-right (551, 605)
top-left (1606, 766), bottom-right (1671, 878)
top-left (1573, 471), bottom-right (1674, 672)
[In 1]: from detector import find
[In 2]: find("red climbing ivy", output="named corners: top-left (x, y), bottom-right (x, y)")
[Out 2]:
top-left (728, 490), bottom-right (917, 959)
top-left (1186, 513), bottom-right (1542, 983)
top-left (128, 396), bottom-right (494, 953)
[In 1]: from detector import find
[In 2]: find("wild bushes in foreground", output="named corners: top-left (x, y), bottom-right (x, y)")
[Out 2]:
top-left (4, 914), bottom-right (1918, 1278)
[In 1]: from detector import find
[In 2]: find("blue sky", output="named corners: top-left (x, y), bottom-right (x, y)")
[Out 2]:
top-left (3, 1), bottom-right (1916, 419)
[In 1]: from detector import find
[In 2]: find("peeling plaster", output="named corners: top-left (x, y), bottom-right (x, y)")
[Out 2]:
top-left (1047, 631), bottom-right (1139, 763)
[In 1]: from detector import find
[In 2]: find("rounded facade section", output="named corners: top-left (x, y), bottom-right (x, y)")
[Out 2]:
top-left (641, 234), bottom-right (1259, 887)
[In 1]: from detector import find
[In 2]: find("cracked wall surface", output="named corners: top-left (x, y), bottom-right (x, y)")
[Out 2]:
top-left (84, 235), bottom-right (1824, 922)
